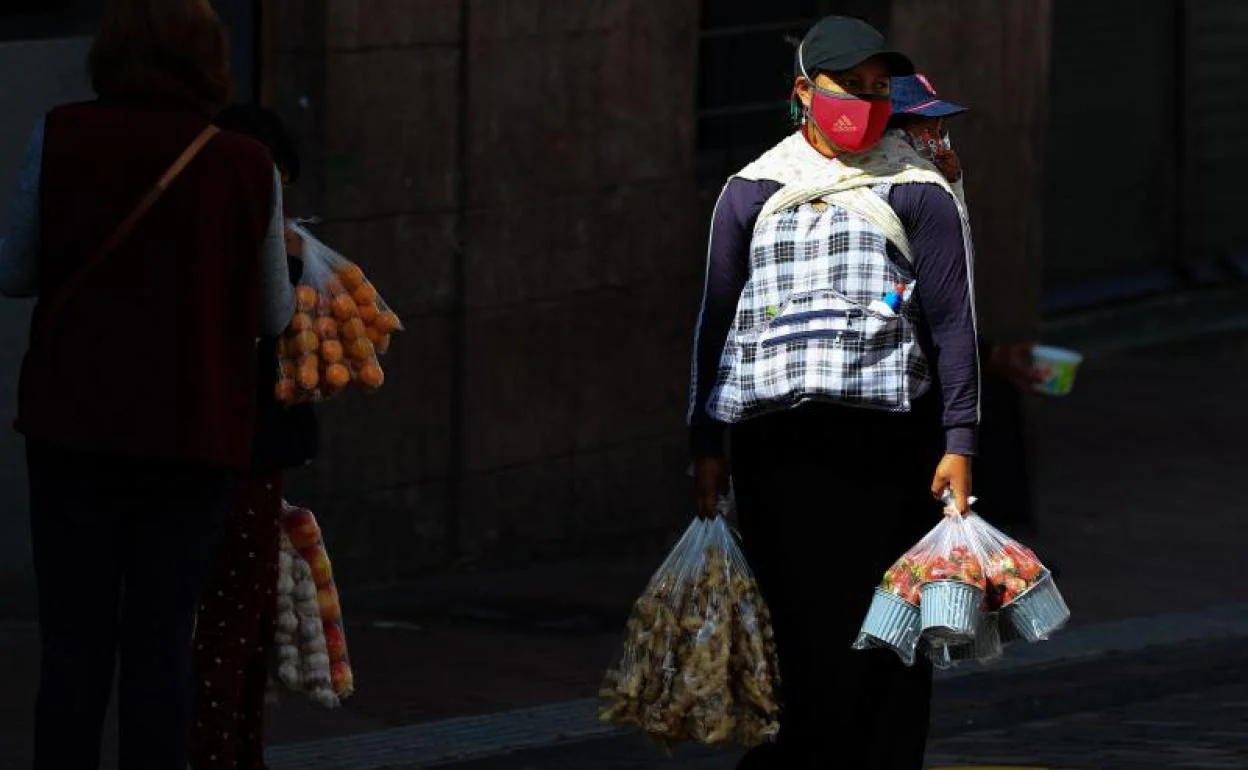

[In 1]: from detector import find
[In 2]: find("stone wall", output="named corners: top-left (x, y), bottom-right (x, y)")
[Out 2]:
top-left (268, 0), bottom-right (703, 584)
top-left (890, 0), bottom-right (1053, 343)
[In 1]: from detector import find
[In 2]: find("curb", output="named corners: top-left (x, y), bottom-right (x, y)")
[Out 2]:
top-left (1041, 283), bottom-right (1248, 357)
top-left (267, 602), bottom-right (1248, 770)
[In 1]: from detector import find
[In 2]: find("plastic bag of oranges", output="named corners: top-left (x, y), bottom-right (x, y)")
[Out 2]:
top-left (275, 223), bottom-right (403, 404)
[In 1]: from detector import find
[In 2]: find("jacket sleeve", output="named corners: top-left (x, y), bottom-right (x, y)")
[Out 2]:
top-left (256, 167), bottom-right (296, 336)
top-left (687, 177), bottom-right (779, 458)
top-left (890, 182), bottom-right (981, 455)
top-left (0, 117), bottom-right (46, 298)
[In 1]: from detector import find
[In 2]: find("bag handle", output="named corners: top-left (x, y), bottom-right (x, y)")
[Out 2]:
top-left (39, 125), bottom-right (220, 325)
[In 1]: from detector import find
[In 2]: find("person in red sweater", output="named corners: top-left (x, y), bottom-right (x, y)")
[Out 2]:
top-left (0, 1), bottom-right (293, 767)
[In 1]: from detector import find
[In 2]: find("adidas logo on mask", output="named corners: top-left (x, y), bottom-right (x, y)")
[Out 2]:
top-left (832, 114), bottom-right (857, 133)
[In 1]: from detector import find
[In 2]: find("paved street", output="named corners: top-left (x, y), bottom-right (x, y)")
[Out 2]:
top-left (429, 637), bottom-right (1248, 770)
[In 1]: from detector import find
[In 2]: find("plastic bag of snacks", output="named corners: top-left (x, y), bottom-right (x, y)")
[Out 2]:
top-left (855, 495), bottom-right (1069, 667)
top-left (598, 503), bottom-right (780, 749)
top-left (275, 223), bottom-right (403, 405)
top-left (272, 501), bottom-right (354, 707)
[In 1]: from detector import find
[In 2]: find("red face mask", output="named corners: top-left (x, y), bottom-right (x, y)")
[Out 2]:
top-left (806, 86), bottom-right (892, 154)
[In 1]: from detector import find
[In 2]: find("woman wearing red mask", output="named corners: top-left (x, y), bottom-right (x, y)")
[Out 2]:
top-left (687, 16), bottom-right (979, 769)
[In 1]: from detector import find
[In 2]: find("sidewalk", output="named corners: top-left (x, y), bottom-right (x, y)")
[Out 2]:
top-left (405, 633), bottom-right (1248, 770)
top-left (1, 329), bottom-right (1245, 768)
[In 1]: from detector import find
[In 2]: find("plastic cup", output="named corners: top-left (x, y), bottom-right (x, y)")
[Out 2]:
top-left (919, 580), bottom-right (982, 642)
top-left (1031, 345), bottom-right (1083, 397)
top-left (853, 589), bottom-right (922, 666)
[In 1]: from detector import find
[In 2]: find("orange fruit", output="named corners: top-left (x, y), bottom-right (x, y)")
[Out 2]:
top-left (298, 353), bottom-right (319, 371)
top-left (352, 282), bottom-right (377, 305)
top-left (293, 330), bottom-right (320, 354)
top-left (346, 337), bottom-right (375, 362)
top-left (297, 365), bottom-right (319, 391)
top-left (358, 362), bottom-right (384, 389)
top-left (321, 339), bottom-right (344, 364)
top-left (290, 312), bottom-right (314, 333)
top-left (331, 294), bottom-right (358, 321)
top-left (280, 359), bottom-right (297, 378)
top-left (314, 316), bottom-right (339, 340)
top-left (337, 263), bottom-right (366, 290)
top-left (296, 285), bottom-right (319, 312)
top-left (375, 334), bottom-right (392, 355)
top-left (276, 337), bottom-right (290, 359)
top-left (324, 363), bottom-right (351, 389)
top-left (375, 310), bottom-right (402, 334)
top-left (340, 317), bottom-right (366, 341)
top-left (275, 378), bottom-right (296, 403)
top-left (357, 302), bottom-right (379, 324)
top-left (365, 326), bottom-right (384, 346)
top-left (324, 276), bottom-right (345, 295)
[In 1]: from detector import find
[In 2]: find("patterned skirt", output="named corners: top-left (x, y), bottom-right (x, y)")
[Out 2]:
top-left (190, 471), bottom-right (284, 770)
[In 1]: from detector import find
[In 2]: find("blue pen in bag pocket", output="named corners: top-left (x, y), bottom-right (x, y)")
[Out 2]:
top-left (869, 282), bottom-right (910, 316)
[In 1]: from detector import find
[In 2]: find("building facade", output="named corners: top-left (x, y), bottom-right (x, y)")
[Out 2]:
top-left (1, 0), bottom-right (1245, 597)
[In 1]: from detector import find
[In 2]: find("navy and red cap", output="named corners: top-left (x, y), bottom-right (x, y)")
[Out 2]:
top-left (890, 73), bottom-right (968, 118)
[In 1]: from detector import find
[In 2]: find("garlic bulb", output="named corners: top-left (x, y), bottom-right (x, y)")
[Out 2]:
top-left (276, 610), bottom-right (299, 634)
top-left (295, 599), bottom-right (319, 618)
top-left (277, 661), bottom-right (300, 688)
top-left (293, 579), bottom-right (316, 602)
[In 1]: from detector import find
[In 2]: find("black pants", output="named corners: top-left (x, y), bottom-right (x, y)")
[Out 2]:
top-left (731, 398), bottom-right (944, 770)
top-left (26, 440), bottom-right (227, 770)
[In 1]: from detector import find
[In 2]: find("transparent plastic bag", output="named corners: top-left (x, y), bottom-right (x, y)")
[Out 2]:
top-left (968, 513), bottom-right (1070, 642)
top-left (859, 509), bottom-right (989, 655)
top-left (856, 494), bottom-right (1070, 668)
top-left (275, 223), bottom-right (403, 405)
top-left (924, 609), bottom-right (1003, 670)
top-left (272, 501), bottom-right (355, 707)
top-left (598, 505), bottom-right (780, 749)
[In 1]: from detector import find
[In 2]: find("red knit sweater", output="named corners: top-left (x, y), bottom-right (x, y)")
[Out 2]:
top-left (18, 90), bottom-right (274, 469)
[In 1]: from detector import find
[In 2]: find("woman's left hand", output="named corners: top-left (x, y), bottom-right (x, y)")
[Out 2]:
top-left (931, 454), bottom-right (972, 514)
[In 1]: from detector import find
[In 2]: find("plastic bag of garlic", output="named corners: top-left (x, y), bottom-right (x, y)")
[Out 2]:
top-left (270, 501), bottom-right (355, 708)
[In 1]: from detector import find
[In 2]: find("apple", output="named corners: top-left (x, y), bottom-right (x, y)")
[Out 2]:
top-left (324, 623), bottom-right (348, 661)
top-left (331, 661), bottom-right (355, 695)
top-left (301, 547), bottom-right (334, 586)
top-left (317, 585), bottom-right (342, 624)
top-left (284, 509), bottom-right (322, 550)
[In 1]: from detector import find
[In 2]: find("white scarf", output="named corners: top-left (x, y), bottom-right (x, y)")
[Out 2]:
top-left (733, 131), bottom-right (970, 263)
